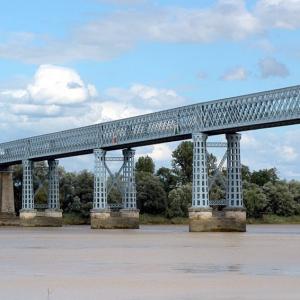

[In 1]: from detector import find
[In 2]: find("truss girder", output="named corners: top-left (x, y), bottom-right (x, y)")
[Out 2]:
top-left (0, 85), bottom-right (300, 164)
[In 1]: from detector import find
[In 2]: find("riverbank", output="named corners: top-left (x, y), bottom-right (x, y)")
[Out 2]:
top-left (62, 213), bottom-right (300, 225)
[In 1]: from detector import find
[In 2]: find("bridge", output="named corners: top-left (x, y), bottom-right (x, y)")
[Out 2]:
top-left (0, 84), bottom-right (299, 231)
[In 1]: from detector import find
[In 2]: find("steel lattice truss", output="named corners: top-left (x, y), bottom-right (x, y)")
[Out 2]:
top-left (0, 84), bottom-right (300, 165)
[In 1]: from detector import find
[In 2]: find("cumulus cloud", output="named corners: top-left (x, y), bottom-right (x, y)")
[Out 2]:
top-left (259, 57), bottom-right (289, 78)
top-left (106, 84), bottom-right (184, 109)
top-left (0, 65), bottom-right (184, 137)
top-left (221, 66), bottom-right (248, 81)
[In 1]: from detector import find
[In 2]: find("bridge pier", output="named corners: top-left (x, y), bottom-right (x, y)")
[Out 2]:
top-left (91, 148), bottom-right (139, 229)
top-left (189, 133), bottom-right (246, 232)
top-left (20, 159), bottom-right (62, 227)
top-left (0, 167), bottom-right (18, 225)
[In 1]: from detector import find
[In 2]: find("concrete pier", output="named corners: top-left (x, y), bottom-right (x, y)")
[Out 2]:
top-left (0, 169), bottom-right (18, 225)
top-left (91, 209), bottom-right (139, 229)
top-left (20, 209), bottom-right (63, 227)
top-left (188, 207), bottom-right (246, 232)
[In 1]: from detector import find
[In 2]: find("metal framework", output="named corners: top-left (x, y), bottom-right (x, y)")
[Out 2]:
top-left (48, 160), bottom-right (60, 209)
top-left (226, 134), bottom-right (243, 208)
top-left (93, 149), bottom-right (107, 209)
top-left (0, 85), bottom-right (300, 165)
top-left (93, 148), bottom-right (137, 210)
top-left (22, 159), bottom-right (34, 210)
top-left (192, 133), bottom-right (209, 208)
top-left (122, 149), bottom-right (136, 209)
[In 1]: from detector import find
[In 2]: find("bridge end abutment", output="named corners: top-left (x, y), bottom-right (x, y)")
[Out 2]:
top-left (0, 167), bottom-right (18, 226)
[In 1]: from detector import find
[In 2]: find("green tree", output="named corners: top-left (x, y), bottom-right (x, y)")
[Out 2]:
top-left (167, 184), bottom-right (192, 218)
top-left (263, 181), bottom-right (296, 216)
top-left (251, 168), bottom-right (278, 186)
top-left (172, 141), bottom-right (193, 184)
top-left (135, 156), bottom-right (155, 174)
top-left (156, 167), bottom-right (178, 194)
top-left (136, 171), bottom-right (167, 214)
top-left (243, 182), bottom-right (268, 218)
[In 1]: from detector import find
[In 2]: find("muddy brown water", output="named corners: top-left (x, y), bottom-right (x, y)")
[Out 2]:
top-left (0, 225), bottom-right (300, 300)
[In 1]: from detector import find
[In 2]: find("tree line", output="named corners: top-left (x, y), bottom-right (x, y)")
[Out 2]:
top-left (11, 141), bottom-right (300, 219)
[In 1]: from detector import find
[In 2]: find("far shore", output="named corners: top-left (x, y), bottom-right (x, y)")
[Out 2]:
top-left (62, 213), bottom-right (300, 226)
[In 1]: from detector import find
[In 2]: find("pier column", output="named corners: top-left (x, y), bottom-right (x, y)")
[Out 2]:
top-left (0, 167), bottom-right (17, 226)
top-left (224, 133), bottom-right (246, 231)
top-left (91, 149), bottom-right (110, 229)
top-left (48, 160), bottom-right (60, 209)
top-left (45, 159), bottom-right (62, 226)
top-left (120, 148), bottom-right (139, 229)
top-left (122, 148), bottom-right (137, 209)
top-left (189, 133), bottom-right (213, 232)
top-left (20, 159), bottom-right (37, 225)
top-left (93, 149), bottom-right (107, 210)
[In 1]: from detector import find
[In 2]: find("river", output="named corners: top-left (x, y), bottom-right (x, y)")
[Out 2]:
top-left (0, 225), bottom-right (299, 299)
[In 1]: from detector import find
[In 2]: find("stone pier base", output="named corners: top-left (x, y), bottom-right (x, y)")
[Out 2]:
top-left (19, 209), bottom-right (63, 227)
top-left (91, 209), bottom-right (140, 229)
top-left (189, 207), bottom-right (246, 232)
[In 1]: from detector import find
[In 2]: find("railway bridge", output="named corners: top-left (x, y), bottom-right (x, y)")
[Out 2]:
top-left (0, 84), bottom-right (300, 231)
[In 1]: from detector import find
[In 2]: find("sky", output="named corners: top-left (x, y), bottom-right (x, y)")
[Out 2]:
top-left (0, 0), bottom-right (300, 178)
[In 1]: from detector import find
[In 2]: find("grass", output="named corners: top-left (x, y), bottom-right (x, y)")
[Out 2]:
top-left (63, 212), bottom-right (300, 226)
top-left (140, 214), bottom-right (189, 225)
top-left (247, 214), bottom-right (300, 224)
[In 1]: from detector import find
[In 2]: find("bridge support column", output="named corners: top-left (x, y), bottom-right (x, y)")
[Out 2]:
top-left (189, 133), bottom-right (213, 232)
top-left (224, 133), bottom-right (246, 231)
top-left (91, 148), bottom-right (139, 229)
top-left (20, 159), bottom-right (37, 226)
top-left (0, 167), bottom-right (18, 226)
top-left (189, 133), bottom-right (246, 232)
top-left (120, 148), bottom-right (139, 229)
top-left (43, 159), bottom-right (62, 226)
top-left (91, 149), bottom-right (110, 229)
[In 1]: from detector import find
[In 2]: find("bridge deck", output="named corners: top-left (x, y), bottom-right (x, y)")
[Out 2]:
top-left (0, 84), bottom-right (300, 165)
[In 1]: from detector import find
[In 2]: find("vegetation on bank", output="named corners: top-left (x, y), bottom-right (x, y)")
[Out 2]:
top-left (11, 141), bottom-right (300, 225)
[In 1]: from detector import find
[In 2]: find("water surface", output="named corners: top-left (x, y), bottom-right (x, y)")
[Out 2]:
top-left (0, 224), bottom-right (299, 299)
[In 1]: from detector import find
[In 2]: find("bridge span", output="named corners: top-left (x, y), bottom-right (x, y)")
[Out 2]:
top-left (0, 84), bottom-right (299, 165)
top-left (0, 84), bottom-right (299, 232)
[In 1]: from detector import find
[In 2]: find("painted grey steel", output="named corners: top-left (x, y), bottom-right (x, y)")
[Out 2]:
top-left (93, 149), bottom-right (107, 209)
top-left (122, 149), bottom-right (136, 209)
top-left (226, 134), bottom-right (243, 208)
top-left (22, 159), bottom-right (34, 209)
top-left (192, 133), bottom-right (209, 208)
top-left (209, 199), bottom-right (226, 206)
top-left (207, 142), bottom-right (227, 148)
top-left (48, 160), bottom-right (60, 209)
top-left (1, 85), bottom-right (300, 165)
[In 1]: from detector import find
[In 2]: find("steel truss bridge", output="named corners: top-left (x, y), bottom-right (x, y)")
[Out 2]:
top-left (0, 84), bottom-right (300, 166)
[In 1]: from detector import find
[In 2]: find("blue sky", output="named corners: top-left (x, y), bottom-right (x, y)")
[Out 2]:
top-left (0, 0), bottom-right (300, 178)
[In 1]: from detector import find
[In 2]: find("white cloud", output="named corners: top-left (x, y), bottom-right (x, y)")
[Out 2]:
top-left (149, 144), bottom-right (173, 161)
top-left (1, 65), bottom-right (97, 105)
top-left (106, 83), bottom-right (184, 109)
top-left (279, 145), bottom-right (298, 162)
top-left (1, 1), bottom-right (300, 64)
top-left (27, 65), bottom-right (96, 104)
top-left (255, 0), bottom-right (300, 29)
top-left (259, 57), bottom-right (289, 78)
top-left (0, 1), bottom-right (262, 64)
top-left (221, 67), bottom-right (248, 81)
top-left (0, 65), bottom-right (185, 138)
